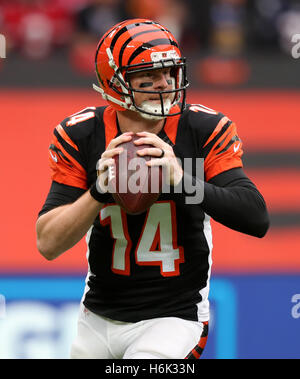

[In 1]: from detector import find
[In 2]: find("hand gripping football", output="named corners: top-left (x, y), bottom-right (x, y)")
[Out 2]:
top-left (108, 134), bottom-right (162, 215)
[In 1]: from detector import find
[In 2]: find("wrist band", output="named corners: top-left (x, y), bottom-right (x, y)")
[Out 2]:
top-left (90, 182), bottom-right (111, 204)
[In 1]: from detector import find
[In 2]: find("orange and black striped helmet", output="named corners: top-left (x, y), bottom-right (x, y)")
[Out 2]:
top-left (93, 19), bottom-right (189, 119)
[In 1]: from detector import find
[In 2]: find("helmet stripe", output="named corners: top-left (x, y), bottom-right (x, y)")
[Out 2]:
top-left (110, 21), bottom-right (159, 53)
top-left (95, 20), bottom-right (128, 83)
top-left (95, 20), bottom-right (128, 60)
top-left (118, 29), bottom-right (165, 67)
top-left (127, 38), bottom-right (179, 65)
top-left (110, 24), bottom-right (138, 53)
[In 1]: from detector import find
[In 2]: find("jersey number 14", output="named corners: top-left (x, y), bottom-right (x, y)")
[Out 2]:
top-left (100, 201), bottom-right (184, 277)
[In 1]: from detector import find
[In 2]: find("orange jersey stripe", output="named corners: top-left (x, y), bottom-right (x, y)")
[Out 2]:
top-left (203, 116), bottom-right (230, 148)
top-left (103, 104), bottom-right (180, 147)
top-left (164, 105), bottom-right (181, 144)
top-left (206, 125), bottom-right (236, 158)
top-left (204, 123), bottom-right (243, 181)
top-left (49, 134), bottom-right (87, 189)
top-left (56, 124), bottom-right (79, 151)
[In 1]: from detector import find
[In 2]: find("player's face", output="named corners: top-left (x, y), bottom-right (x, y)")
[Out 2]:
top-left (128, 67), bottom-right (174, 107)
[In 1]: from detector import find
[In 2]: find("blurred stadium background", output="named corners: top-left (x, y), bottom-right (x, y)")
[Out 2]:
top-left (0, 0), bottom-right (299, 359)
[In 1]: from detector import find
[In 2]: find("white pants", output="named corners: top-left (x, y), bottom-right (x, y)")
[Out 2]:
top-left (70, 304), bottom-right (208, 359)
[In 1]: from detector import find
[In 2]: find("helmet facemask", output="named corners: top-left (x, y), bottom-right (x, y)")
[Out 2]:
top-left (126, 59), bottom-right (188, 120)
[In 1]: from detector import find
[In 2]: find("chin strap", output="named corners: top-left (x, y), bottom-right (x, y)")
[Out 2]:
top-left (138, 99), bottom-right (171, 121)
top-left (92, 83), bottom-right (106, 97)
top-left (92, 83), bottom-right (132, 110)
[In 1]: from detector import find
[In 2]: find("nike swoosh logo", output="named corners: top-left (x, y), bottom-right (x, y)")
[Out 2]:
top-left (233, 143), bottom-right (240, 153)
top-left (50, 150), bottom-right (58, 162)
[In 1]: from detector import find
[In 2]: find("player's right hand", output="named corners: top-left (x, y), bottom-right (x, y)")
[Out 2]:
top-left (96, 132), bottom-right (133, 193)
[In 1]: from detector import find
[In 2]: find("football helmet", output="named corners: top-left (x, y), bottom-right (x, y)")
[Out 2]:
top-left (93, 18), bottom-right (189, 120)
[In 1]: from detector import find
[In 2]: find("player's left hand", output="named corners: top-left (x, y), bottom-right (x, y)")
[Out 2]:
top-left (134, 131), bottom-right (183, 186)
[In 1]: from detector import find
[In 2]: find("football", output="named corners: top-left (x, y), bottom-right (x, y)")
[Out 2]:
top-left (108, 134), bottom-right (162, 215)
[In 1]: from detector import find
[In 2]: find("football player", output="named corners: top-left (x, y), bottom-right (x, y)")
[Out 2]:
top-left (36, 19), bottom-right (269, 359)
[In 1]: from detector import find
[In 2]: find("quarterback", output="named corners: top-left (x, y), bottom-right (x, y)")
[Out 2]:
top-left (36, 19), bottom-right (269, 359)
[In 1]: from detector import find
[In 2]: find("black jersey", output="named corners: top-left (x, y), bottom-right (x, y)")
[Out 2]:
top-left (41, 103), bottom-right (244, 322)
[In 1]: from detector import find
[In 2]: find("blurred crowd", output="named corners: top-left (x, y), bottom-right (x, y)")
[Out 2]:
top-left (0, 0), bottom-right (299, 84)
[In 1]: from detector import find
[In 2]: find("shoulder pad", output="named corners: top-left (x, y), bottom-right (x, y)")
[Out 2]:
top-left (60, 106), bottom-right (105, 140)
top-left (185, 104), bottom-right (226, 134)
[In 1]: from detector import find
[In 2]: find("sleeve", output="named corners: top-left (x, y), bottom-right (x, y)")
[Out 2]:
top-left (174, 167), bottom-right (270, 238)
top-left (203, 167), bottom-right (270, 237)
top-left (202, 116), bottom-right (243, 182)
top-left (38, 181), bottom-right (86, 217)
top-left (49, 123), bottom-right (88, 190)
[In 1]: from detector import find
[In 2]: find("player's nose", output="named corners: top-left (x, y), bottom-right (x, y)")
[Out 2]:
top-left (153, 72), bottom-right (170, 90)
